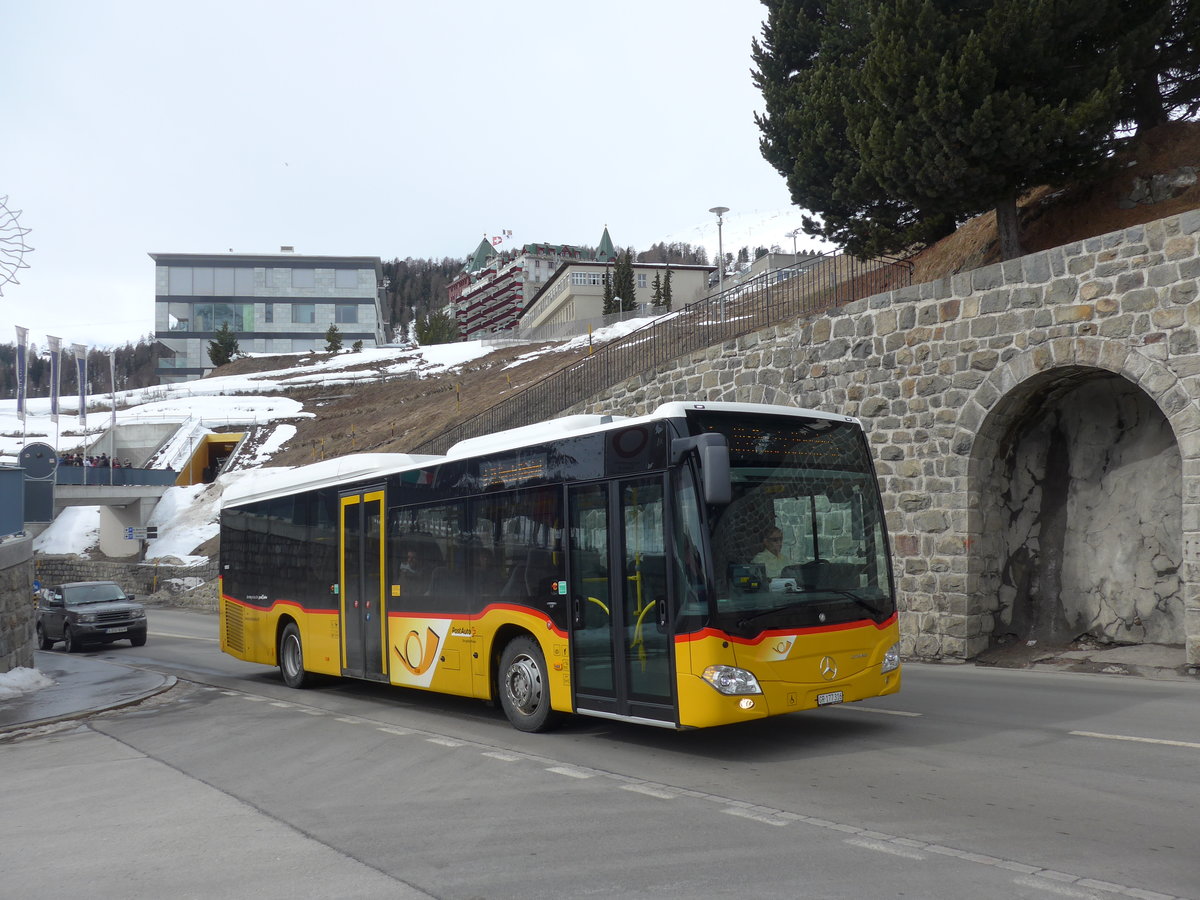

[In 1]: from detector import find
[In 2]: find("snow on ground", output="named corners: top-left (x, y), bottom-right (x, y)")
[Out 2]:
top-left (33, 506), bottom-right (100, 556)
top-left (0, 667), bottom-right (55, 700)
top-left (0, 339), bottom-right (504, 461)
top-left (10, 320), bottom-right (671, 561)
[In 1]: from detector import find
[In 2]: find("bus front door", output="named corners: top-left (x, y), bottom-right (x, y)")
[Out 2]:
top-left (339, 488), bottom-right (387, 681)
top-left (568, 478), bottom-right (676, 725)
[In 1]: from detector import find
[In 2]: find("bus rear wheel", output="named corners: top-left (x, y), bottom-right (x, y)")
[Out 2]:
top-left (498, 636), bottom-right (562, 733)
top-left (278, 623), bottom-right (309, 689)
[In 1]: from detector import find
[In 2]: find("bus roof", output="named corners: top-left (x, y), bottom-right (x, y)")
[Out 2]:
top-left (221, 401), bottom-right (858, 510)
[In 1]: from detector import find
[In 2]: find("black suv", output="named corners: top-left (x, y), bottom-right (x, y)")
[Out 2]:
top-left (36, 581), bottom-right (148, 652)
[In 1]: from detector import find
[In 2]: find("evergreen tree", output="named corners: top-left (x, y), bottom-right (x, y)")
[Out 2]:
top-left (753, 0), bottom-right (953, 257)
top-left (662, 269), bottom-right (673, 308)
top-left (602, 267), bottom-right (616, 315)
top-left (613, 250), bottom-right (637, 312)
top-left (324, 324), bottom-right (343, 353)
top-left (850, 0), bottom-right (1125, 260)
top-left (415, 310), bottom-right (461, 346)
top-left (753, 0), bottom-right (1139, 260)
top-left (208, 322), bottom-right (240, 368)
top-left (1114, 0), bottom-right (1200, 130)
top-left (352, 340), bottom-right (364, 352)
top-left (651, 272), bottom-right (664, 307)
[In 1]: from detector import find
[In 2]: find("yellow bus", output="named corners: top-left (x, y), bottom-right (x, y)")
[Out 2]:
top-left (219, 401), bottom-right (900, 731)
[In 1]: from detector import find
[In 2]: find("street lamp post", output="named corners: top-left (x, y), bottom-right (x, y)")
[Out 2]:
top-left (785, 228), bottom-right (801, 258)
top-left (709, 206), bottom-right (729, 323)
top-left (709, 206), bottom-right (729, 291)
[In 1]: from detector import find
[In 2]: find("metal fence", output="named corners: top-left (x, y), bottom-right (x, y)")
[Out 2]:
top-left (414, 252), bottom-right (912, 455)
top-left (55, 467), bottom-right (179, 487)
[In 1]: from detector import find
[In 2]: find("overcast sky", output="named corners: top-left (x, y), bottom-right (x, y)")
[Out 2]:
top-left (1, 0), bottom-right (805, 350)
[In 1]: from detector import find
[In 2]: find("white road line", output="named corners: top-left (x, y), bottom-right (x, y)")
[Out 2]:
top-left (149, 630), bottom-right (218, 642)
top-left (427, 737), bottom-right (463, 747)
top-left (833, 705), bottom-right (922, 717)
top-left (1011, 875), bottom-right (1103, 898)
top-left (482, 751), bottom-right (522, 762)
top-left (621, 784), bottom-right (676, 800)
top-left (845, 837), bottom-right (926, 860)
top-left (1070, 730), bottom-right (1200, 750)
top-left (376, 726), bottom-right (411, 735)
top-left (722, 807), bottom-right (789, 827)
top-left (546, 766), bottom-right (593, 779)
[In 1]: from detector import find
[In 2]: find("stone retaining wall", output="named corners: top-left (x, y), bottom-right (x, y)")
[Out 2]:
top-left (1, 535), bottom-right (35, 672)
top-left (33, 556), bottom-right (218, 599)
top-left (564, 210), bottom-right (1200, 666)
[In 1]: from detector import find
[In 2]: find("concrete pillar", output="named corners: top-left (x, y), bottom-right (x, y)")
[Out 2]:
top-left (98, 501), bottom-right (152, 558)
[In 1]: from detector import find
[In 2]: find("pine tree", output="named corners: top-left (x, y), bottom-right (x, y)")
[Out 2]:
top-left (602, 268), bottom-right (616, 315)
top-left (662, 269), bottom-right (673, 309)
top-left (415, 310), bottom-right (461, 346)
top-left (613, 250), bottom-right (637, 312)
top-left (753, 0), bottom-right (952, 257)
top-left (651, 272), bottom-right (664, 308)
top-left (208, 322), bottom-right (240, 368)
top-left (324, 324), bottom-right (343, 353)
top-left (850, 0), bottom-right (1125, 259)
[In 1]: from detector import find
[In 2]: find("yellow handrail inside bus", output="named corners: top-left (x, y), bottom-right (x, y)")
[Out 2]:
top-left (630, 599), bottom-right (656, 670)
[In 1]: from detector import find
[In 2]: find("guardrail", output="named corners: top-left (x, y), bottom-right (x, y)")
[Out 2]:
top-left (54, 468), bottom-right (179, 487)
top-left (415, 251), bottom-right (911, 454)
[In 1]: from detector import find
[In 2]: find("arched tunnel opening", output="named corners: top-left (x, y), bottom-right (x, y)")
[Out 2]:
top-left (978, 370), bottom-right (1184, 654)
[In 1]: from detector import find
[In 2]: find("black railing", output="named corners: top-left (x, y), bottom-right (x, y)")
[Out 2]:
top-left (414, 252), bottom-right (912, 455)
top-left (55, 467), bottom-right (179, 487)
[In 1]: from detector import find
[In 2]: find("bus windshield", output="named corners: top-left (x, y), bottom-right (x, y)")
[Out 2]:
top-left (693, 412), bottom-right (896, 635)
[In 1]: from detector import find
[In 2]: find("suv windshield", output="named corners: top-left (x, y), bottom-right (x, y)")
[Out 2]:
top-left (64, 583), bottom-right (129, 604)
top-left (692, 412), bottom-right (896, 635)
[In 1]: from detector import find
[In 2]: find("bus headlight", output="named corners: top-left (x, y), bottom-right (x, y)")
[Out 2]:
top-left (702, 665), bottom-right (762, 695)
top-left (881, 642), bottom-right (901, 674)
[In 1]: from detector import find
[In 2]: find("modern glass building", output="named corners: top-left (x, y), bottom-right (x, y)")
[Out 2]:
top-left (151, 251), bottom-right (386, 383)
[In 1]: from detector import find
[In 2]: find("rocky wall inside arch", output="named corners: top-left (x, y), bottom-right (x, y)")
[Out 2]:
top-left (566, 210), bottom-right (1200, 666)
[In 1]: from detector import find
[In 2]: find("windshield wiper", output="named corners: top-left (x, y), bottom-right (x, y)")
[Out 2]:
top-left (736, 590), bottom-right (883, 629)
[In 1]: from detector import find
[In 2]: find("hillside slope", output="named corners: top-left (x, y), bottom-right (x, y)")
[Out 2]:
top-left (206, 124), bottom-right (1200, 467)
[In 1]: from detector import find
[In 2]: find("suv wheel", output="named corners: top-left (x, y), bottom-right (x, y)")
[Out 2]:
top-left (63, 624), bottom-right (81, 653)
top-left (36, 622), bottom-right (54, 650)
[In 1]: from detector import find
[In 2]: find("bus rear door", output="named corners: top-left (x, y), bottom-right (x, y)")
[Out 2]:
top-left (339, 487), bottom-right (387, 681)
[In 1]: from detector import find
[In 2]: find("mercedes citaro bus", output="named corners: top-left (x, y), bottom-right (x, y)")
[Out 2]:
top-left (219, 401), bottom-right (900, 731)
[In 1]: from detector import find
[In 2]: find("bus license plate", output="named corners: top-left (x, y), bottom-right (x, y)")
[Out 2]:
top-left (817, 690), bottom-right (843, 706)
top-left (106, 626), bottom-right (128, 634)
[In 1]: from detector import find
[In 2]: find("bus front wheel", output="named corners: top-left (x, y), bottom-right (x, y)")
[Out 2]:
top-left (279, 623), bottom-right (309, 689)
top-left (498, 636), bottom-right (562, 733)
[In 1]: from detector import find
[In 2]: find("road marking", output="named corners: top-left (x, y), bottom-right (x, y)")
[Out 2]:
top-left (377, 726), bottom-right (411, 735)
top-left (621, 784), bottom-right (676, 800)
top-left (482, 751), bottom-right (522, 762)
top-left (845, 837), bottom-right (925, 860)
top-left (723, 807), bottom-right (789, 827)
top-left (149, 630), bottom-right (219, 642)
top-left (833, 705), bottom-right (922, 717)
top-left (427, 737), bottom-right (463, 747)
top-left (1012, 875), bottom-right (1103, 898)
top-left (547, 765), bottom-right (593, 779)
top-left (1070, 730), bottom-right (1200, 750)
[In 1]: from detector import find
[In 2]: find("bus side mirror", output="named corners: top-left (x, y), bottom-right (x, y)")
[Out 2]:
top-left (671, 434), bottom-right (731, 506)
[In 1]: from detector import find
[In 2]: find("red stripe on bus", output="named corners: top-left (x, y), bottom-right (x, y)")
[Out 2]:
top-left (674, 613), bottom-right (897, 646)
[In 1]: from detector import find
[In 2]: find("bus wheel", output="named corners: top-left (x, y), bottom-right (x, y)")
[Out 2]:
top-left (279, 623), bottom-right (309, 689)
top-left (498, 636), bottom-right (562, 733)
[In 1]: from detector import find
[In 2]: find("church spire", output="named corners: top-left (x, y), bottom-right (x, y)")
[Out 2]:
top-left (596, 225), bottom-right (616, 263)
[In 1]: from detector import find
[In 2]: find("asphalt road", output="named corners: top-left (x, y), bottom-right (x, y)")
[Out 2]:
top-left (5, 607), bottom-right (1198, 900)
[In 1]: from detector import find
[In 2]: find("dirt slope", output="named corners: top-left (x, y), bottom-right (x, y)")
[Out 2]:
top-left (206, 124), bottom-right (1199, 466)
